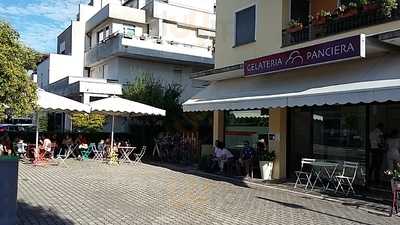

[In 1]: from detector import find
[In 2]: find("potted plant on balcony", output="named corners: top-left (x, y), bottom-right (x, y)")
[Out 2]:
top-left (287, 19), bottom-right (304, 33)
top-left (377, 0), bottom-right (398, 17)
top-left (313, 10), bottom-right (332, 25)
top-left (360, 0), bottom-right (379, 13)
top-left (345, 2), bottom-right (359, 17)
top-left (259, 150), bottom-right (276, 181)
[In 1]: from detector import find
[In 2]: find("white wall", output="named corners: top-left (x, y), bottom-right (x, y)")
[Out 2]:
top-left (92, 57), bottom-right (206, 101)
top-left (168, 0), bottom-right (216, 13)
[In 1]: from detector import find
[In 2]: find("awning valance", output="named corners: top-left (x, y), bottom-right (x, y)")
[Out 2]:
top-left (183, 54), bottom-right (400, 112)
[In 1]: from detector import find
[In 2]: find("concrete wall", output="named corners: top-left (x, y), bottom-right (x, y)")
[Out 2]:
top-left (215, 0), bottom-right (283, 68)
top-left (168, 0), bottom-right (216, 13)
top-left (153, 0), bottom-right (216, 30)
top-left (91, 57), bottom-right (206, 101)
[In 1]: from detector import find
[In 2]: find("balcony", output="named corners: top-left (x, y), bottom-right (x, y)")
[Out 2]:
top-left (84, 33), bottom-right (214, 67)
top-left (85, 4), bottom-right (146, 33)
top-left (147, 0), bottom-right (216, 30)
top-left (283, 5), bottom-right (400, 47)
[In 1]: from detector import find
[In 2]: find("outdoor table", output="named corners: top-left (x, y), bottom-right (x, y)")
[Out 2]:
top-left (310, 161), bottom-right (339, 192)
top-left (118, 146), bottom-right (136, 164)
top-left (66, 144), bottom-right (79, 158)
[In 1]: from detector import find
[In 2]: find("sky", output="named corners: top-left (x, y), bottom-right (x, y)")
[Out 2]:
top-left (0, 0), bottom-right (89, 53)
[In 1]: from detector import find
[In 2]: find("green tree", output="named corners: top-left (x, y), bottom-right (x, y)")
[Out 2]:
top-left (123, 73), bottom-right (184, 133)
top-left (71, 113), bottom-right (106, 132)
top-left (0, 21), bottom-right (40, 119)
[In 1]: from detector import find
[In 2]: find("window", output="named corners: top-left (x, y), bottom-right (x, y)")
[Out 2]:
top-left (235, 5), bottom-right (256, 46)
top-left (97, 30), bottom-right (104, 44)
top-left (224, 109), bottom-right (268, 151)
top-left (59, 41), bottom-right (66, 54)
top-left (102, 64), bottom-right (109, 78)
top-left (105, 26), bottom-right (111, 39)
top-left (123, 25), bottom-right (135, 39)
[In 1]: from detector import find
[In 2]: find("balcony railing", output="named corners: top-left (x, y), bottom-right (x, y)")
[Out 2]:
top-left (282, 7), bottom-right (400, 47)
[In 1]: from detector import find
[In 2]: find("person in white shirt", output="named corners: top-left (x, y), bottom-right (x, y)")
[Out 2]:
top-left (369, 123), bottom-right (384, 184)
top-left (43, 137), bottom-right (53, 158)
top-left (213, 141), bottom-right (234, 173)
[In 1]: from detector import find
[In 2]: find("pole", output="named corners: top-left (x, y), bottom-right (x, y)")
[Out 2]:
top-left (111, 115), bottom-right (115, 149)
top-left (35, 112), bottom-right (39, 160)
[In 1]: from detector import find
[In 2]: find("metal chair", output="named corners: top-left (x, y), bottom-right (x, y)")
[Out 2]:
top-left (134, 146), bottom-right (147, 165)
top-left (93, 143), bottom-right (106, 161)
top-left (294, 158), bottom-right (316, 190)
top-left (335, 161), bottom-right (359, 196)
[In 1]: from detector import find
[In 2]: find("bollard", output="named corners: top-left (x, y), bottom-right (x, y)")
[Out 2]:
top-left (0, 157), bottom-right (18, 225)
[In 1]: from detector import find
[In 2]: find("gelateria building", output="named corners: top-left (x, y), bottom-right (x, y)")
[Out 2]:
top-left (183, 30), bottom-right (400, 189)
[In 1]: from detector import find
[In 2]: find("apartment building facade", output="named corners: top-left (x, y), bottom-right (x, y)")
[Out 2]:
top-left (37, 0), bottom-right (216, 132)
top-left (184, 0), bottom-right (400, 188)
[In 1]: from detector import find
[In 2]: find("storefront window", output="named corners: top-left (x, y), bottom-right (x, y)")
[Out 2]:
top-left (289, 105), bottom-right (367, 183)
top-left (224, 110), bottom-right (268, 151)
top-left (313, 106), bottom-right (366, 164)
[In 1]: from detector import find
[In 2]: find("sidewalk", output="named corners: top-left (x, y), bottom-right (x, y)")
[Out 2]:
top-left (149, 162), bottom-right (394, 217)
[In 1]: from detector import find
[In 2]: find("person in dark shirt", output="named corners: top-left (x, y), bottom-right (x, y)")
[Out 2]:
top-left (240, 141), bottom-right (255, 178)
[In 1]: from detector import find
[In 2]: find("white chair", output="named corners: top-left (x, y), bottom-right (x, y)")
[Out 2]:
top-left (134, 146), bottom-right (147, 165)
top-left (335, 161), bottom-right (359, 196)
top-left (93, 143), bottom-right (105, 161)
top-left (294, 158), bottom-right (316, 190)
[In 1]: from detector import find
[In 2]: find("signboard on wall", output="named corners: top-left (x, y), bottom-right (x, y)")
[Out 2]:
top-left (244, 35), bottom-right (366, 77)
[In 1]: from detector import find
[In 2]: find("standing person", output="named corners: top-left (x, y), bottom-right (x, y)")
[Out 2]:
top-left (386, 130), bottom-right (400, 171)
top-left (369, 123), bottom-right (385, 184)
top-left (240, 141), bottom-right (255, 178)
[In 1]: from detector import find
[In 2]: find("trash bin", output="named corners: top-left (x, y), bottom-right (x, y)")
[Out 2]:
top-left (0, 157), bottom-right (18, 225)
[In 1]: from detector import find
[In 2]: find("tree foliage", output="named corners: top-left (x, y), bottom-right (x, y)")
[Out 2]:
top-left (0, 21), bottom-right (40, 119)
top-left (71, 113), bottom-right (106, 132)
top-left (123, 73), bottom-right (183, 132)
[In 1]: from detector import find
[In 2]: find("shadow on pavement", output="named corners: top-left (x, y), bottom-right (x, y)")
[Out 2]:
top-left (146, 161), bottom-right (251, 189)
top-left (17, 201), bottom-right (74, 225)
top-left (256, 196), bottom-right (378, 225)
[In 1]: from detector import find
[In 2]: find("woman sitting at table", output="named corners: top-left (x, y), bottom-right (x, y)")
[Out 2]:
top-left (76, 134), bottom-right (88, 160)
top-left (43, 136), bottom-right (53, 159)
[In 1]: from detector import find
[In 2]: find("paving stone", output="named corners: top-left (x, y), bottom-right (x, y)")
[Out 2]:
top-left (17, 160), bottom-right (399, 225)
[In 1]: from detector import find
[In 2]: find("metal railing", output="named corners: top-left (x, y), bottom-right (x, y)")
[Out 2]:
top-left (282, 8), bottom-right (400, 47)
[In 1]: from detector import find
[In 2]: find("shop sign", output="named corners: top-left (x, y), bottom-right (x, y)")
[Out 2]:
top-left (244, 35), bottom-right (366, 76)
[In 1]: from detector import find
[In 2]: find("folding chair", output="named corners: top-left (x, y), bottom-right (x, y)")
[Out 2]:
top-left (93, 143), bottom-right (106, 161)
top-left (335, 161), bottom-right (358, 196)
top-left (294, 158), bottom-right (316, 190)
top-left (134, 146), bottom-right (147, 165)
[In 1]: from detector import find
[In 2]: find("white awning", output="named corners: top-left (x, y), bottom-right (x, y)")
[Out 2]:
top-left (184, 54), bottom-right (400, 112)
top-left (38, 89), bottom-right (90, 113)
top-left (89, 96), bottom-right (166, 116)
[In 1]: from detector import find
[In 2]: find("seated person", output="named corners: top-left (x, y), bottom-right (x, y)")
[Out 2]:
top-left (240, 141), bottom-right (255, 178)
top-left (62, 135), bottom-right (73, 146)
top-left (0, 144), bottom-right (5, 156)
top-left (16, 139), bottom-right (27, 158)
top-left (43, 137), bottom-right (53, 159)
top-left (212, 141), bottom-right (234, 173)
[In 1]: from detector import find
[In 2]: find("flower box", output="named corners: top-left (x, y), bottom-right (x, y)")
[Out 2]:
top-left (287, 25), bottom-right (303, 33)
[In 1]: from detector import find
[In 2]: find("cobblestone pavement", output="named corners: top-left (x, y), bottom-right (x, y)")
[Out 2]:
top-left (18, 160), bottom-right (399, 225)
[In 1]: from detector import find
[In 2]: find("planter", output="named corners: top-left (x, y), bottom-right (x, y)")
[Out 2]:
top-left (363, 4), bottom-right (379, 13)
top-left (259, 161), bottom-right (273, 181)
top-left (313, 17), bottom-right (327, 25)
top-left (0, 157), bottom-right (18, 225)
top-left (287, 26), bottom-right (303, 33)
top-left (340, 9), bottom-right (358, 18)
